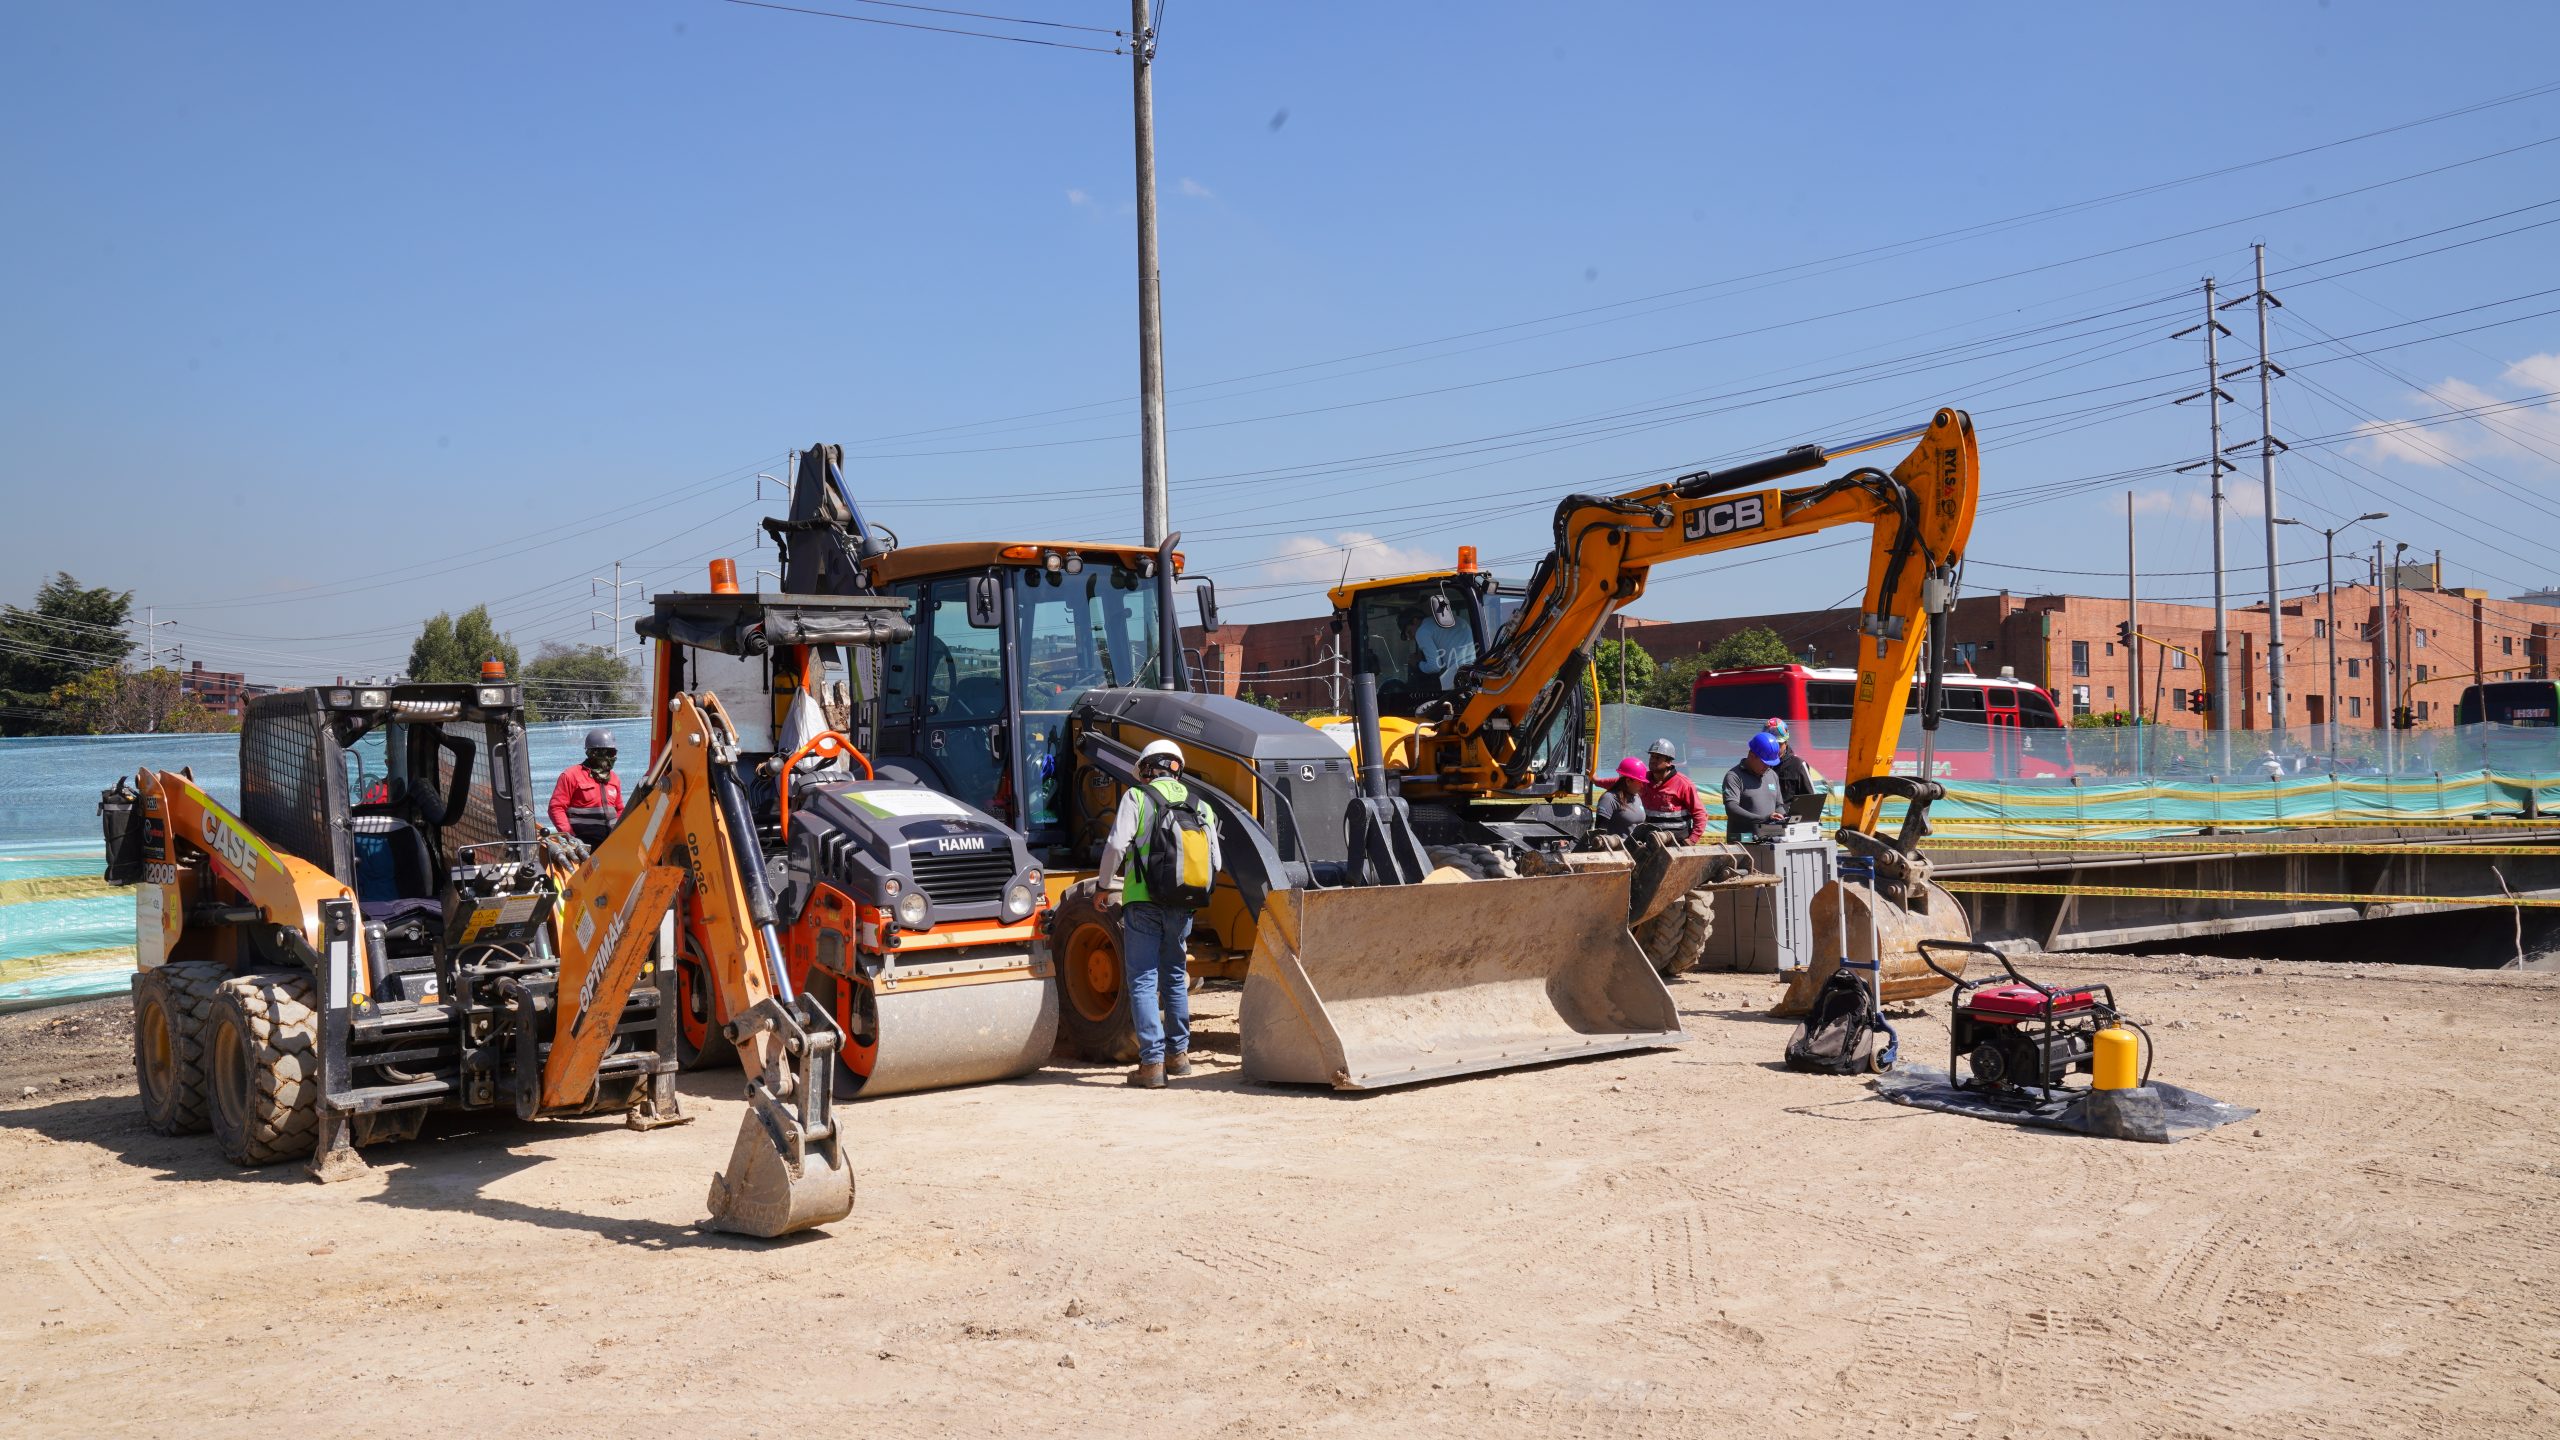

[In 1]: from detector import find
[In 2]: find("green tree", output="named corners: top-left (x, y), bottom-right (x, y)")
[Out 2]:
top-left (0, 573), bottom-right (134, 735)
top-left (521, 643), bottom-right (639, 722)
top-left (408, 606), bottom-right (521, 686)
top-left (1640, 654), bottom-right (1709, 710)
top-left (1594, 637), bottom-right (1656, 704)
top-left (47, 666), bottom-right (238, 735)
top-left (1702, 625), bottom-right (1795, 671)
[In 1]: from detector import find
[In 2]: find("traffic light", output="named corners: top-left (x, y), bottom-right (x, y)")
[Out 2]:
top-left (2393, 705), bottom-right (2416, 731)
top-left (2115, 620), bottom-right (2134, 648)
top-left (2188, 689), bottom-right (2212, 715)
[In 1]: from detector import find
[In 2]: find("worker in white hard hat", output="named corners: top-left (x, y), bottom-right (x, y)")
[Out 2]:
top-left (1094, 738), bottom-right (1222, 1088)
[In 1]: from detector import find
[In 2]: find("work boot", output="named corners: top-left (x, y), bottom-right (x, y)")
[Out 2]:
top-left (1166, 1050), bottom-right (1192, 1077)
top-left (1126, 1061), bottom-right (1166, 1089)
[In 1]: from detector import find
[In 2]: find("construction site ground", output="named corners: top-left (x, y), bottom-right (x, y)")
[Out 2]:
top-left (3, 953), bottom-right (2554, 1438)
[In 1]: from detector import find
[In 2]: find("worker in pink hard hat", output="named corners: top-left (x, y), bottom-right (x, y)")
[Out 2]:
top-left (1594, 755), bottom-right (1648, 836)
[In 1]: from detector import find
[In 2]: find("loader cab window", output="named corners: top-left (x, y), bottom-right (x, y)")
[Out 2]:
top-left (1012, 565), bottom-right (1164, 835)
top-left (1353, 584), bottom-right (1476, 716)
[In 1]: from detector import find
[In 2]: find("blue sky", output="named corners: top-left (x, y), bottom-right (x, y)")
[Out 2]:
top-left (4, 2), bottom-right (2557, 683)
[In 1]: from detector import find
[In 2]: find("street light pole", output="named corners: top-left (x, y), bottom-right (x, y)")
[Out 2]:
top-left (2276, 511), bottom-right (2386, 771)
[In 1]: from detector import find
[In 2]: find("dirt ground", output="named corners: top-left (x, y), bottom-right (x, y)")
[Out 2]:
top-left (4, 954), bottom-right (2556, 1439)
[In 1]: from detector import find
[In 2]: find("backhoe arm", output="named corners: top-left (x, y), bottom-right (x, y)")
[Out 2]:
top-left (541, 691), bottom-right (853, 1237)
top-left (1459, 408), bottom-right (1980, 835)
top-left (541, 692), bottom-right (785, 1111)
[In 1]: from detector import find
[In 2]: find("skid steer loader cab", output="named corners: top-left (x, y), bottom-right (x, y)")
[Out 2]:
top-left (637, 587), bottom-right (1059, 1098)
top-left (109, 680), bottom-right (689, 1178)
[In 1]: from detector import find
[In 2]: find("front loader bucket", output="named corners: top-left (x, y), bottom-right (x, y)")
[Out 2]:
top-left (1771, 879), bottom-right (1972, 1018)
top-left (705, 995), bottom-right (855, 1238)
top-left (1240, 869), bottom-right (1686, 1090)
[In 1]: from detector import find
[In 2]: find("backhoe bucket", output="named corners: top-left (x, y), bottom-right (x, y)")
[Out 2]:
top-left (1771, 879), bottom-right (1972, 1018)
top-left (1240, 869), bottom-right (1686, 1090)
top-left (1625, 839), bottom-right (1734, 928)
top-left (705, 994), bottom-right (855, 1238)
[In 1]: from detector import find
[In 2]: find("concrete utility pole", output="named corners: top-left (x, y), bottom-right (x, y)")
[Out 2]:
top-left (1130, 0), bottom-right (1170, 546)
top-left (2223, 243), bottom-right (2291, 753)
top-left (590, 561), bottom-right (644, 656)
top-left (2174, 279), bottom-right (2238, 771)
top-left (2126, 492), bottom-right (2140, 725)
top-left (2377, 538), bottom-right (2397, 772)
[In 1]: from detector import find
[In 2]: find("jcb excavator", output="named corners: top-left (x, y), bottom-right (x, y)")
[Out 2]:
top-left (1314, 408), bottom-right (1983, 1009)
top-left (99, 586), bottom-right (1035, 1236)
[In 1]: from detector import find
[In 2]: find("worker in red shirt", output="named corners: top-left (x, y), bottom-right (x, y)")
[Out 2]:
top-left (1638, 737), bottom-right (1707, 844)
top-left (547, 728), bottom-right (624, 846)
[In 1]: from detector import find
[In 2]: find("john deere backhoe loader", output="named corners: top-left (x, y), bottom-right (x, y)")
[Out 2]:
top-left (764, 446), bottom-right (1684, 1090)
top-left (1310, 408), bottom-right (1984, 1011)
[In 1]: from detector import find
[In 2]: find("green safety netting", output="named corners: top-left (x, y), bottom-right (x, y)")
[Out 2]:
top-left (1597, 704), bottom-right (2560, 837)
top-left (0, 719), bottom-right (640, 1011)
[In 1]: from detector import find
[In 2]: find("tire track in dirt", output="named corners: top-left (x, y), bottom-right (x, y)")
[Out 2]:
top-left (58, 1218), bottom-right (190, 1324)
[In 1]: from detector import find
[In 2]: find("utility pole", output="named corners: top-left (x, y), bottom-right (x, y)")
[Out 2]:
top-left (2174, 278), bottom-right (2238, 771)
top-left (136, 606), bottom-right (178, 670)
top-left (2223, 243), bottom-right (2291, 754)
top-left (2377, 538), bottom-right (2397, 772)
top-left (1130, 0), bottom-right (1170, 546)
top-left (590, 561), bottom-right (644, 656)
top-left (2125, 492), bottom-right (2140, 724)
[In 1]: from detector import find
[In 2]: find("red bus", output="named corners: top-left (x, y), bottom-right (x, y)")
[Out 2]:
top-left (1691, 665), bottom-right (2073, 781)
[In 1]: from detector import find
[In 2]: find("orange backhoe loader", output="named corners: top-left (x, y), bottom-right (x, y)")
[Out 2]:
top-left (101, 613), bottom-right (995, 1235)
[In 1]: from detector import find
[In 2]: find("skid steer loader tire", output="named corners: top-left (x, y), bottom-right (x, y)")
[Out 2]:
top-left (132, 961), bottom-right (229, 1135)
top-left (1424, 844), bottom-right (1519, 880)
top-left (672, 929), bottom-right (737, 1071)
top-left (206, 971), bottom-right (321, 1167)
top-left (1050, 882), bottom-right (1140, 1065)
top-left (1633, 888), bottom-right (1714, 978)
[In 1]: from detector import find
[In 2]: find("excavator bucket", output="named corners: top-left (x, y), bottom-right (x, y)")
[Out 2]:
top-left (1770, 879), bottom-right (1972, 1018)
top-left (1240, 869), bottom-right (1686, 1090)
top-left (705, 994), bottom-right (855, 1237)
top-left (1625, 837), bottom-right (1735, 929)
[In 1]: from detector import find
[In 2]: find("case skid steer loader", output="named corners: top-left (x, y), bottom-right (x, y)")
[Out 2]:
top-left (762, 446), bottom-right (1683, 1090)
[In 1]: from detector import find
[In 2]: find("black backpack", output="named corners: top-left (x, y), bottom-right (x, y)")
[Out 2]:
top-left (1784, 967), bottom-right (1892, 1075)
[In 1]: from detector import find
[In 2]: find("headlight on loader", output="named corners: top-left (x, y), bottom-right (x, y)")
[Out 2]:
top-left (1002, 879), bottom-right (1038, 921)
top-left (894, 891), bottom-right (931, 930)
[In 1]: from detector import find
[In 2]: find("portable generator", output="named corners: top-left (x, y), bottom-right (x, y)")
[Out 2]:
top-left (1917, 940), bottom-right (2147, 1102)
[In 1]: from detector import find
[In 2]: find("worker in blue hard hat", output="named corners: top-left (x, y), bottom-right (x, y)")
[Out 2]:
top-left (1722, 730), bottom-right (1786, 841)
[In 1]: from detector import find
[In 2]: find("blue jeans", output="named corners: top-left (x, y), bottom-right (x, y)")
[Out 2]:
top-left (1122, 901), bottom-right (1192, 1065)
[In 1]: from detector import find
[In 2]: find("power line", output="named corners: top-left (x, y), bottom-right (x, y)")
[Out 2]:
top-left (718, 0), bottom-right (1127, 53)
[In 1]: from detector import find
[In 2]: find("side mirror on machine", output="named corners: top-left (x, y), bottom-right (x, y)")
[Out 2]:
top-left (1194, 578), bottom-right (1221, 634)
top-left (967, 573), bottom-right (1002, 629)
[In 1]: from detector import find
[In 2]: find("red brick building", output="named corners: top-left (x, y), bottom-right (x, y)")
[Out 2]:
top-left (1191, 583), bottom-right (2558, 731)
top-left (178, 660), bottom-right (262, 717)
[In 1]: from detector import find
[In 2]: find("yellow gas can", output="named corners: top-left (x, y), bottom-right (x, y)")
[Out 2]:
top-left (2092, 1026), bottom-right (2139, 1090)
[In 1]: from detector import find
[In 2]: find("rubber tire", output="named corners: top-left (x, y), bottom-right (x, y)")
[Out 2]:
top-left (1049, 882), bottom-right (1140, 1065)
top-left (1633, 888), bottom-right (1714, 978)
top-left (132, 962), bottom-right (229, 1135)
top-left (672, 932), bottom-right (737, 1071)
top-left (205, 971), bottom-right (322, 1167)
top-left (1424, 843), bottom-right (1519, 880)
